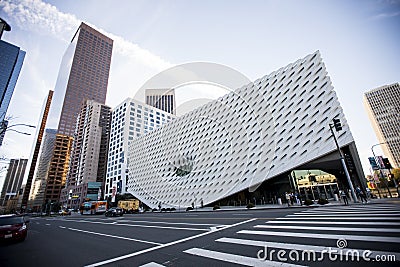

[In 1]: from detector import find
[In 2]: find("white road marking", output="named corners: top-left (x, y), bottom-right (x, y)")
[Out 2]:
top-left (139, 263), bottom-right (166, 267)
top-left (311, 206), bottom-right (399, 211)
top-left (267, 220), bottom-right (400, 226)
top-left (233, 213), bottom-right (253, 216)
top-left (278, 217), bottom-right (400, 220)
top-left (216, 237), bottom-right (400, 260)
top-left (238, 230), bottom-right (400, 243)
top-left (85, 218), bottom-right (257, 267)
top-left (254, 224), bottom-right (400, 232)
top-left (63, 219), bottom-right (209, 231)
top-left (59, 226), bottom-right (66, 229)
top-left (67, 227), bottom-right (161, 245)
top-left (288, 213), bottom-right (400, 217)
top-left (183, 247), bottom-right (306, 267)
top-left (45, 223), bottom-right (50, 226)
top-left (116, 223), bottom-right (209, 231)
top-left (116, 220), bottom-right (227, 227)
top-left (299, 211), bottom-right (400, 215)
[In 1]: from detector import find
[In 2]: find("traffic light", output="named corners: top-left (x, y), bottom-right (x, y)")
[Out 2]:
top-left (382, 158), bottom-right (392, 169)
top-left (344, 154), bottom-right (354, 170)
top-left (332, 118), bottom-right (342, 131)
top-left (368, 157), bottom-right (379, 170)
top-left (117, 180), bottom-right (122, 193)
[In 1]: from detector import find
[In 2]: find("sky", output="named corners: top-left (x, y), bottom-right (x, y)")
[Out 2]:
top-left (0, 0), bottom-right (399, 189)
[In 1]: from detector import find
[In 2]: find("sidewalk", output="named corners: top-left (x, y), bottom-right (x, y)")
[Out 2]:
top-left (180, 197), bottom-right (400, 213)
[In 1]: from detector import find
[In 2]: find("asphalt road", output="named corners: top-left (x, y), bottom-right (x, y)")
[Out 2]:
top-left (1, 200), bottom-right (399, 267)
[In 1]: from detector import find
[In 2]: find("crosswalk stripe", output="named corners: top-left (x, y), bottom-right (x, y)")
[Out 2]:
top-left (238, 230), bottom-right (400, 243)
top-left (311, 206), bottom-right (399, 211)
top-left (254, 225), bottom-right (400, 232)
top-left (267, 220), bottom-right (400, 226)
top-left (299, 211), bottom-right (400, 214)
top-left (139, 263), bottom-right (166, 267)
top-left (278, 216), bottom-right (400, 220)
top-left (183, 247), bottom-right (307, 267)
top-left (216, 237), bottom-right (400, 261)
top-left (287, 213), bottom-right (400, 217)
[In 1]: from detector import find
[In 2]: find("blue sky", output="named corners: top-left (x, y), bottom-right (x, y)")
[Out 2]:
top-left (0, 0), bottom-right (399, 189)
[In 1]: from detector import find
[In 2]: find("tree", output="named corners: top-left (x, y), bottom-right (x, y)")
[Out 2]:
top-left (392, 168), bottom-right (400, 181)
top-left (392, 168), bottom-right (400, 179)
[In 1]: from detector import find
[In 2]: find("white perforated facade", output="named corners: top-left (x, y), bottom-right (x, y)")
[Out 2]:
top-left (127, 51), bottom-right (356, 209)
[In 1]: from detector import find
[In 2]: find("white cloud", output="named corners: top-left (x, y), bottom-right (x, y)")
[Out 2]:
top-left (371, 11), bottom-right (400, 20)
top-left (0, 0), bottom-right (172, 70)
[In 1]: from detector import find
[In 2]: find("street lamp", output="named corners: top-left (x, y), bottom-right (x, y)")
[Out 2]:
top-left (0, 122), bottom-right (36, 136)
top-left (371, 143), bottom-right (394, 198)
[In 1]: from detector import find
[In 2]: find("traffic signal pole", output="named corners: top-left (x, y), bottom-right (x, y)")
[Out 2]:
top-left (329, 122), bottom-right (358, 203)
top-left (371, 144), bottom-right (393, 198)
top-left (388, 169), bottom-right (399, 197)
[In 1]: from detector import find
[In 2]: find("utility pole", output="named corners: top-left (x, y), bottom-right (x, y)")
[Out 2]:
top-left (329, 118), bottom-right (358, 203)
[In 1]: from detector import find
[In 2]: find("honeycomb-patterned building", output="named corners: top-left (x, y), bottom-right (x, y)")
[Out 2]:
top-left (127, 51), bottom-right (365, 209)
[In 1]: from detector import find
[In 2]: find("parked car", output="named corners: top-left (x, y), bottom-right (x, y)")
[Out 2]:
top-left (104, 207), bottom-right (123, 217)
top-left (0, 214), bottom-right (29, 242)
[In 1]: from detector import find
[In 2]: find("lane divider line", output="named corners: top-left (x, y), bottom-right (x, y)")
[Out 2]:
top-left (66, 227), bottom-right (162, 245)
top-left (84, 218), bottom-right (257, 267)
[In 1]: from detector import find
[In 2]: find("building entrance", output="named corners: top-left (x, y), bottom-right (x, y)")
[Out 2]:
top-left (292, 169), bottom-right (339, 201)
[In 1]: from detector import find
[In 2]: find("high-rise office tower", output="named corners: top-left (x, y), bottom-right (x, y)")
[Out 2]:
top-left (0, 37), bottom-right (26, 145)
top-left (21, 90), bottom-right (53, 209)
top-left (56, 22), bottom-right (113, 136)
top-left (104, 98), bottom-right (175, 199)
top-left (0, 159), bottom-right (28, 206)
top-left (60, 100), bottom-right (111, 208)
top-left (43, 22), bottom-right (113, 203)
top-left (364, 83), bottom-right (400, 168)
top-left (68, 101), bottom-right (111, 186)
top-left (145, 89), bottom-right (176, 115)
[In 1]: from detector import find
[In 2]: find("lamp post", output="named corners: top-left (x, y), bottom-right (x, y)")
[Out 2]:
top-left (371, 143), bottom-right (393, 198)
top-left (0, 122), bottom-right (36, 136)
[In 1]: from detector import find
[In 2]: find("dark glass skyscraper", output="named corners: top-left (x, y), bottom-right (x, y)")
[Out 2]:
top-left (0, 40), bottom-right (26, 145)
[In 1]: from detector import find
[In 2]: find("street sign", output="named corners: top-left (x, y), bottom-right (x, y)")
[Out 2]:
top-left (368, 157), bottom-right (379, 170)
top-left (376, 156), bottom-right (385, 169)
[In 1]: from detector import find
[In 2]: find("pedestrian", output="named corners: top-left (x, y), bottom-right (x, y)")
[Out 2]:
top-left (295, 192), bottom-right (301, 205)
top-left (365, 187), bottom-right (371, 199)
top-left (356, 186), bottom-right (368, 203)
top-left (285, 192), bottom-right (291, 207)
top-left (340, 190), bottom-right (349, 205)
